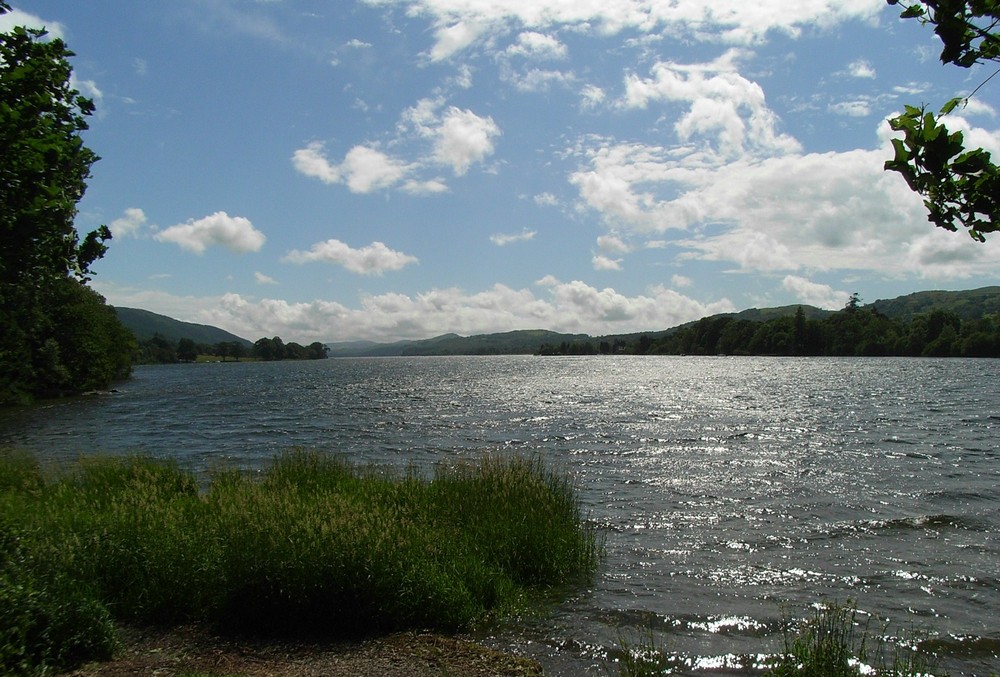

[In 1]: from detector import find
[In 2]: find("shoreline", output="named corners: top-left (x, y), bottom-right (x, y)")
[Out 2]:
top-left (63, 625), bottom-right (544, 677)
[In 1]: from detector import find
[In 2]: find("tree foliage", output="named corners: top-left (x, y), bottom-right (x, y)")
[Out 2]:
top-left (885, 0), bottom-right (1000, 241)
top-left (628, 302), bottom-right (999, 358)
top-left (1, 4), bottom-right (133, 403)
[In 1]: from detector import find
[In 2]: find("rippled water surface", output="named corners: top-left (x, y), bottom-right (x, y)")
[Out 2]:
top-left (2, 356), bottom-right (999, 674)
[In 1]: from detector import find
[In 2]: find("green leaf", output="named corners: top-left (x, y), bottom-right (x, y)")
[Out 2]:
top-left (939, 97), bottom-right (965, 115)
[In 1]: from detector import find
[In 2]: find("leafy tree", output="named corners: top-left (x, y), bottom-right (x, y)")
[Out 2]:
top-left (309, 341), bottom-right (330, 360)
top-left (0, 7), bottom-right (110, 285)
top-left (177, 338), bottom-right (198, 362)
top-left (885, 0), bottom-right (1000, 240)
top-left (1, 4), bottom-right (131, 402)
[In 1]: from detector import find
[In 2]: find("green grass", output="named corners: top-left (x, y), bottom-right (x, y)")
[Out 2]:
top-left (0, 448), bottom-right (601, 675)
top-left (765, 601), bottom-right (937, 677)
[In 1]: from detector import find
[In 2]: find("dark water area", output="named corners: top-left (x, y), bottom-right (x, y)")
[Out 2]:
top-left (2, 356), bottom-right (999, 674)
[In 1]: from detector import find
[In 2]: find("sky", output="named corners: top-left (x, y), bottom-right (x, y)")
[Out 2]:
top-left (4, 1), bottom-right (1000, 343)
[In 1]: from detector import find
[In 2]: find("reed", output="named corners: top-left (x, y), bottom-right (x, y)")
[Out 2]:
top-left (0, 448), bottom-right (601, 674)
top-left (765, 601), bottom-right (937, 677)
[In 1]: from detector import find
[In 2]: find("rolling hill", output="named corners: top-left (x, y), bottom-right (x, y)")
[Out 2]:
top-left (114, 307), bottom-right (252, 347)
top-left (116, 287), bottom-right (1000, 357)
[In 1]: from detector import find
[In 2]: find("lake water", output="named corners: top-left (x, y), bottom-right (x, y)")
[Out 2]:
top-left (2, 356), bottom-right (998, 675)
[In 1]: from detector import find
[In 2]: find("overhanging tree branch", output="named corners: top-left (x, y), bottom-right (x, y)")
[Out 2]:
top-left (885, 0), bottom-right (1000, 241)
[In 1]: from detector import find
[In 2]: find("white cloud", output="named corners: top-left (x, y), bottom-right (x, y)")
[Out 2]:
top-left (291, 143), bottom-right (410, 192)
top-left (341, 145), bottom-right (410, 192)
top-left (96, 278), bottom-right (736, 343)
top-left (109, 208), bottom-right (147, 238)
top-left (569, 118), bottom-right (1000, 279)
top-left (503, 67), bottom-right (576, 92)
top-left (847, 59), bottom-right (876, 79)
top-left (345, 38), bottom-right (373, 48)
top-left (205, 283), bottom-right (732, 342)
top-left (296, 100), bottom-right (500, 194)
top-left (364, 0), bottom-right (885, 59)
top-left (830, 99), bottom-right (871, 117)
top-left (282, 239), bottom-right (418, 275)
top-left (402, 177), bottom-right (450, 194)
top-left (597, 234), bottom-right (632, 254)
top-left (671, 274), bottom-right (693, 288)
top-left (490, 229), bottom-right (536, 245)
top-left (428, 19), bottom-right (490, 60)
top-left (255, 272), bottom-right (278, 285)
top-left (621, 49), bottom-right (801, 159)
top-left (506, 31), bottom-right (568, 60)
top-left (961, 99), bottom-right (997, 118)
top-left (432, 107), bottom-right (501, 175)
top-left (0, 9), bottom-right (64, 37)
top-left (580, 84), bottom-right (607, 109)
top-left (534, 192), bottom-right (559, 206)
top-left (592, 254), bottom-right (623, 270)
top-left (154, 211), bottom-right (266, 254)
top-left (782, 275), bottom-right (848, 309)
top-left (70, 76), bottom-right (103, 104)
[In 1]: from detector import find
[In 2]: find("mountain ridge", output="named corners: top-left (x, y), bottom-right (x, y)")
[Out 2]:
top-left (116, 286), bottom-right (1000, 357)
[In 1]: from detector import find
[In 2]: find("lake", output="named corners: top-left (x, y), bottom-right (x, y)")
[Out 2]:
top-left (2, 356), bottom-right (998, 675)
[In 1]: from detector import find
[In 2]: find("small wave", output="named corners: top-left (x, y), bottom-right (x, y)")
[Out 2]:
top-left (920, 634), bottom-right (1000, 659)
top-left (854, 513), bottom-right (993, 534)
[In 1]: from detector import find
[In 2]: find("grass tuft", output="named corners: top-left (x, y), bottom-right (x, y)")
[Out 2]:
top-left (765, 600), bottom-right (938, 676)
top-left (0, 448), bottom-right (601, 674)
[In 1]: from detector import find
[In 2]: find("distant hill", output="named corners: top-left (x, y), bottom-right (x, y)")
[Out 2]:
top-left (326, 330), bottom-right (593, 357)
top-left (118, 287), bottom-right (1000, 357)
top-left (114, 307), bottom-right (252, 346)
top-left (870, 287), bottom-right (1000, 321)
top-left (728, 304), bottom-right (832, 322)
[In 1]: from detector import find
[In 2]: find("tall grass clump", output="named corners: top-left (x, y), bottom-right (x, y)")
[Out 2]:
top-left (0, 450), bottom-right (119, 675)
top-left (765, 601), bottom-right (937, 676)
top-left (0, 448), bottom-right (601, 673)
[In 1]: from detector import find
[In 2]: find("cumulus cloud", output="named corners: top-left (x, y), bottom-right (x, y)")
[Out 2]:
top-left (597, 234), bottom-right (632, 254)
top-left (292, 143), bottom-right (410, 193)
top-left (297, 100), bottom-right (501, 193)
top-left (506, 31), bottom-right (567, 59)
top-left (131, 280), bottom-right (732, 343)
top-left (847, 59), bottom-right (876, 79)
top-left (621, 49), bottom-right (800, 159)
top-left (255, 272), bottom-right (278, 285)
top-left (282, 239), bottom-right (418, 275)
top-left (782, 275), bottom-right (848, 309)
top-left (490, 229), bottom-right (536, 245)
top-left (0, 9), bottom-right (64, 37)
top-left (569, 117), bottom-right (1000, 279)
top-left (365, 0), bottom-right (885, 60)
top-left (432, 107), bottom-right (501, 175)
top-left (109, 208), bottom-right (147, 238)
top-left (592, 254), bottom-right (623, 270)
top-left (154, 211), bottom-right (266, 254)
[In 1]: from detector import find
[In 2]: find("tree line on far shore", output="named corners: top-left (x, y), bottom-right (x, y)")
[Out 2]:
top-left (137, 334), bottom-right (328, 364)
top-left (539, 297), bottom-right (1000, 358)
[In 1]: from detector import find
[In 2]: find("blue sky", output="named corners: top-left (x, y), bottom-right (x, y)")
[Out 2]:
top-left (5, 1), bottom-right (1000, 343)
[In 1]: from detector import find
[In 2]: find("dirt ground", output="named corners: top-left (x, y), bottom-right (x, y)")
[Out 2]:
top-left (63, 626), bottom-right (544, 677)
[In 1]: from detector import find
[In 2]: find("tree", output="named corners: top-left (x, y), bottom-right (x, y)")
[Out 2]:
top-left (177, 338), bottom-right (198, 362)
top-left (884, 1), bottom-right (1000, 241)
top-left (1, 4), bottom-right (129, 402)
top-left (1, 8), bottom-right (110, 285)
